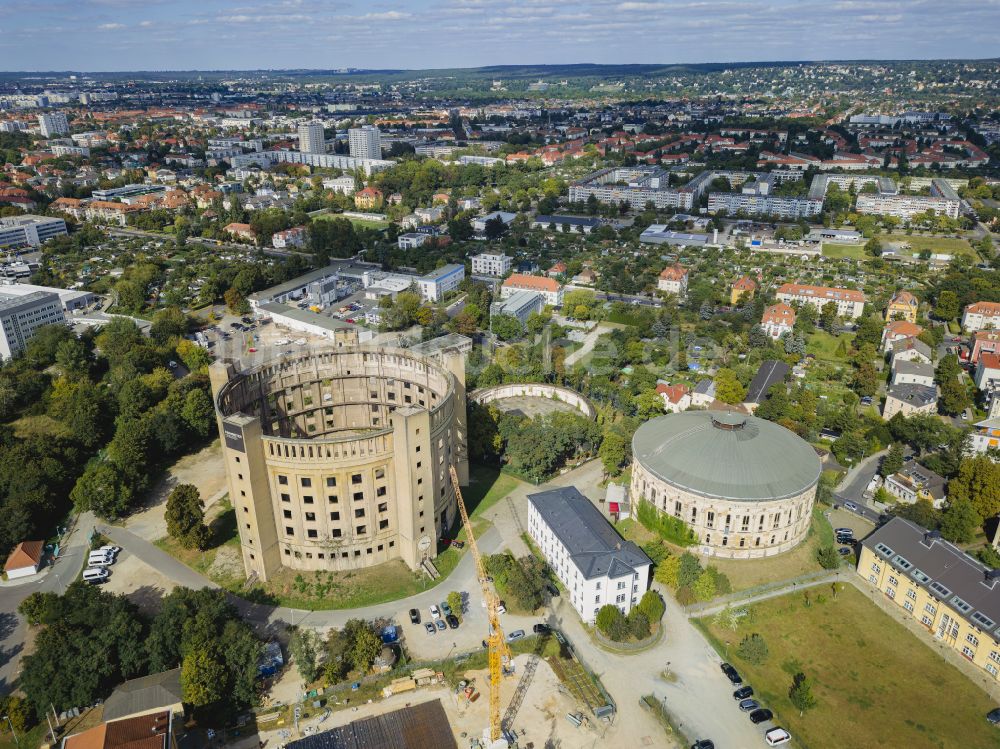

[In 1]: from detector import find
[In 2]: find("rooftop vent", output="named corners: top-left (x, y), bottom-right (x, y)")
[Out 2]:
top-left (922, 530), bottom-right (942, 547)
top-left (986, 569), bottom-right (1000, 584)
top-left (711, 411), bottom-right (747, 431)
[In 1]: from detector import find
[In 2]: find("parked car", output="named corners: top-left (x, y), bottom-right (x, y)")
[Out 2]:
top-left (720, 662), bottom-right (742, 685)
top-left (82, 568), bottom-right (109, 584)
top-left (738, 699), bottom-right (760, 712)
top-left (834, 528), bottom-right (853, 536)
top-left (429, 604), bottom-right (441, 620)
top-left (843, 501), bottom-right (859, 513)
top-left (440, 601), bottom-right (452, 617)
top-left (733, 686), bottom-right (754, 700)
top-left (446, 614), bottom-right (459, 629)
top-left (987, 708), bottom-right (1000, 726)
top-left (749, 708), bottom-right (773, 724)
top-left (435, 619), bottom-right (447, 632)
top-left (764, 727), bottom-right (791, 746)
top-left (424, 622), bottom-right (436, 635)
top-left (506, 630), bottom-right (525, 642)
top-left (98, 545), bottom-right (121, 555)
top-left (533, 623), bottom-right (550, 634)
top-left (409, 608), bottom-right (421, 625)
top-left (691, 741), bottom-right (715, 749)
top-left (546, 583), bottom-right (560, 597)
top-left (838, 546), bottom-right (853, 556)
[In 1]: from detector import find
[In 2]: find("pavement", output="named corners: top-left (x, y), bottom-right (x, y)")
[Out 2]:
top-left (0, 512), bottom-right (94, 693)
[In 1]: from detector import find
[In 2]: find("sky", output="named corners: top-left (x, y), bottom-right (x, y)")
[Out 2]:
top-left (1, 0), bottom-right (998, 72)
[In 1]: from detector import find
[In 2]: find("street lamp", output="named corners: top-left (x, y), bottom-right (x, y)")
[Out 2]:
top-left (3, 715), bottom-right (19, 747)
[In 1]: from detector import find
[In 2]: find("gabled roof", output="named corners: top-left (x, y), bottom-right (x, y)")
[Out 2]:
top-left (4, 540), bottom-right (43, 572)
top-left (63, 711), bottom-right (171, 749)
top-left (502, 273), bottom-right (560, 293)
top-left (777, 282), bottom-right (865, 303)
top-left (528, 486), bottom-right (651, 580)
top-left (884, 320), bottom-right (923, 339)
top-left (102, 669), bottom-right (183, 723)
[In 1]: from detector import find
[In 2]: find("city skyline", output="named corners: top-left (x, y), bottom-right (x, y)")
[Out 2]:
top-left (1, 0), bottom-right (999, 71)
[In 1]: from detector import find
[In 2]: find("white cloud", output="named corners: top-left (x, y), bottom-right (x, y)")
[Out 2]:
top-left (98, 22), bottom-right (125, 30)
top-left (358, 10), bottom-right (412, 20)
top-left (616, 2), bottom-right (665, 9)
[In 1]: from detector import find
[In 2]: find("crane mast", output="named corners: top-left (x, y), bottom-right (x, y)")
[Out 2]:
top-left (449, 465), bottom-right (511, 743)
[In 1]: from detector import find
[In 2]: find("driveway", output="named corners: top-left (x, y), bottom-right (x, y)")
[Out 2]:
top-left (0, 512), bottom-right (94, 693)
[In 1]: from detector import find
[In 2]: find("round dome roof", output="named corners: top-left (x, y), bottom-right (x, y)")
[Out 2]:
top-left (632, 410), bottom-right (821, 501)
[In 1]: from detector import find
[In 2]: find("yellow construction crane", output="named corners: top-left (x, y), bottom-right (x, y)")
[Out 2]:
top-left (449, 465), bottom-right (511, 744)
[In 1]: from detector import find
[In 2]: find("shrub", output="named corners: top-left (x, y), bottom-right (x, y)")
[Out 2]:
top-left (627, 608), bottom-right (651, 640)
top-left (675, 586), bottom-right (696, 606)
top-left (737, 633), bottom-right (769, 665)
top-left (654, 555), bottom-right (680, 587)
top-left (596, 605), bottom-right (629, 641)
top-left (706, 566), bottom-right (731, 595)
top-left (693, 570), bottom-right (717, 601)
top-left (636, 499), bottom-right (697, 546)
top-left (637, 590), bottom-right (665, 623)
top-left (816, 544), bottom-right (841, 570)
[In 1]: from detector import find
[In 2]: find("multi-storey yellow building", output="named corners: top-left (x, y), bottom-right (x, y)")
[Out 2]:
top-left (886, 290), bottom-right (919, 323)
top-left (859, 517), bottom-right (1000, 681)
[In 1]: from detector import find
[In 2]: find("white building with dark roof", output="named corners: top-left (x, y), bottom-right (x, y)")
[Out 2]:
top-left (527, 486), bottom-right (651, 624)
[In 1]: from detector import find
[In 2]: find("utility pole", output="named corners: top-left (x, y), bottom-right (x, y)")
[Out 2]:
top-left (3, 715), bottom-right (19, 748)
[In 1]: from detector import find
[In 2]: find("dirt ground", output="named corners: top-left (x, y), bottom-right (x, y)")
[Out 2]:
top-left (489, 395), bottom-right (582, 419)
top-left (125, 441), bottom-right (228, 541)
top-left (256, 655), bottom-right (602, 749)
top-left (100, 551), bottom-right (178, 615)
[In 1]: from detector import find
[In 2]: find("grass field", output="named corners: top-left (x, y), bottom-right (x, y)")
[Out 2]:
top-left (806, 329), bottom-right (854, 364)
top-left (884, 233), bottom-right (978, 259)
top-left (822, 242), bottom-right (866, 259)
top-left (694, 585), bottom-right (1000, 749)
top-left (312, 212), bottom-right (390, 230)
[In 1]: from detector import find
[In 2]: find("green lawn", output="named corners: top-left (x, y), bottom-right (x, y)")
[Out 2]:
top-left (822, 242), bottom-right (866, 260)
top-left (884, 233), bottom-right (979, 259)
top-left (694, 585), bottom-right (1000, 749)
top-left (806, 330), bottom-right (854, 364)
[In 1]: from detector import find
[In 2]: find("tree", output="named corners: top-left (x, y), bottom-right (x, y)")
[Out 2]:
top-left (350, 626), bottom-right (382, 673)
top-left (447, 591), bottom-right (464, 621)
top-left (70, 461), bottom-right (134, 519)
top-left (491, 313), bottom-right (523, 341)
top-left (714, 368), bottom-right (745, 404)
top-left (596, 605), bottom-right (628, 641)
top-left (654, 555), bottom-right (681, 587)
top-left (289, 628), bottom-right (321, 683)
top-left (693, 570), bottom-right (717, 601)
top-left (864, 236), bottom-right (882, 257)
top-left (677, 553), bottom-right (703, 588)
top-left (176, 339), bottom-right (212, 372)
top-left (634, 389), bottom-right (665, 419)
top-left (484, 216), bottom-right (509, 240)
top-left (948, 456), bottom-right (1000, 521)
top-left (637, 590), bottom-right (665, 623)
top-left (181, 648), bottom-right (226, 707)
top-left (816, 544), bottom-right (841, 570)
top-left (934, 290), bottom-right (960, 321)
top-left (939, 377), bottom-right (970, 416)
top-left (165, 484), bottom-right (211, 550)
top-left (181, 388), bottom-right (215, 437)
top-left (819, 302), bottom-right (838, 333)
top-left (880, 443), bottom-right (904, 478)
top-left (788, 672), bottom-right (817, 716)
top-left (737, 633), bottom-right (769, 665)
top-left (940, 497), bottom-right (982, 543)
top-left (850, 360), bottom-right (879, 397)
top-left (599, 430), bottom-right (628, 476)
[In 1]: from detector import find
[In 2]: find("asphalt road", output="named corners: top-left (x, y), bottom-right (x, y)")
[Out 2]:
top-left (0, 513), bottom-right (93, 693)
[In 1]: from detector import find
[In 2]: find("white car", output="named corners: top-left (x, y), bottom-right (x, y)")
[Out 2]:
top-left (99, 545), bottom-right (121, 555)
top-left (429, 604), bottom-right (441, 620)
top-left (764, 727), bottom-right (791, 746)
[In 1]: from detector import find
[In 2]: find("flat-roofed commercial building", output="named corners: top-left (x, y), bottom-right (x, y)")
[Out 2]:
top-left (858, 517), bottom-right (1000, 683)
top-left (0, 214), bottom-right (67, 248)
top-left (490, 289), bottom-right (543, 326)
top-left (0, 290), bottom-right (65, 360)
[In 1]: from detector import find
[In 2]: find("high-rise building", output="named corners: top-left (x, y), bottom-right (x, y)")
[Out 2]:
top-left (297, 121), bottom-right (326, 154)
top-left (348, 125), bottom-right (381, 160)
top-left (0, 291), bottom-right (65, 360)
top-left (37, 112), bottom-right (69, 137)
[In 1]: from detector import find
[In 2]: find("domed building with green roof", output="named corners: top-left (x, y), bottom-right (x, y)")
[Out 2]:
top-left (629, 409), bottom-right (822, 559)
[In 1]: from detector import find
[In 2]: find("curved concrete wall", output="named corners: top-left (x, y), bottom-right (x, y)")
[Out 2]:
top-left (211, 347), bottom-right (468, 581)
top-left (470, 383), bottom-right (596, 420)
top-left (630, 460), bottom-right (816, 560)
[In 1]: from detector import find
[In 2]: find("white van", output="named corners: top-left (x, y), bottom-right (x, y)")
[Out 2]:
top-left (82, 568), bottom-right (109, 583)
top-left (88, 552), bottom-right (114, 567)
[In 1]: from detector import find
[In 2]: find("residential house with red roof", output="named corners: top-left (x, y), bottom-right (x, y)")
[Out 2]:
top-left (761, 303), bottom-right (796, 340)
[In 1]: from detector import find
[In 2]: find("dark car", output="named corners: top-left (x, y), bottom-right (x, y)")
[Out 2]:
top-left (546, 583), bottom-right (560, 597)
top-left (533, 623), bottom-right (550, 634)
top-left (733, 686), bottom-right (754, 700)
top-left (988, 707), bottom-right (1000, 725)
top-left (721, 662), bottom-right (742, 685)
top-left (409, 608), bottom-right (420, 624)
top-left (749, 708), bottom-right (774, 724)
top-left (838, 546), bottom-right (853, 556)
top-left (446, 614), bottom-right (459, 629)
top-left (691, 741), bottom-right (715, 749)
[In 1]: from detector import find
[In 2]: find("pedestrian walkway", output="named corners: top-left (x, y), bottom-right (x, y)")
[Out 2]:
top-left (686, 569), bottom-right (845, 618)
